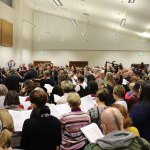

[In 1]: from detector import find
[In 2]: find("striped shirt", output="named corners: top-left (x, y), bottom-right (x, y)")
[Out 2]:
top-left (60, 109), bottom-right (91, 150)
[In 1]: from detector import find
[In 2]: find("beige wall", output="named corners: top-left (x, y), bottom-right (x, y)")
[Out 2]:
top-left (0, 1), bottom-right (15, 68)
top-left (33, 50), bottom-right (150, 68)
top-left (0, 1), bottom-right (150, 68)
top-left (0, 0), bottom-right (33, 68)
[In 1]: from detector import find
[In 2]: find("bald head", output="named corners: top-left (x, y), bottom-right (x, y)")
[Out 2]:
top-left (101, 107), bottom-right (124, 135)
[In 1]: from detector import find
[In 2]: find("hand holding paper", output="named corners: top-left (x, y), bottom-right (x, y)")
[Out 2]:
top-left (81, 123), bottom-right (104, 143)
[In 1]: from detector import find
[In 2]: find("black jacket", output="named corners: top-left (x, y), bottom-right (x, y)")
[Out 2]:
top-left (5, 73), bottom-right (23, 92)
top-left (20, 114), bottom-right (62, 150)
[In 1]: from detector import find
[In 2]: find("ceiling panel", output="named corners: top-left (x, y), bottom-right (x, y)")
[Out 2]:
top-left (24, 0), bottom-right (150, 39)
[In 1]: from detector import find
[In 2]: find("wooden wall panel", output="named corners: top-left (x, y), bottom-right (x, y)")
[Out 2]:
top-left (69, 61), bottom-right (88, 67)
top-left (1, 19), bottom-right (13, 47)
top-left (0, 19), bottom-right (1, 45)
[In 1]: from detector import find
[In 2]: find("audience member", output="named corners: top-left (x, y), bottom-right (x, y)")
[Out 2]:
top-left (86, 81), bottom-right (98, 98)
top-left (40, 70), bottom-right (55, 89)
top-left (24, 63), bottom-right (38, 81)
top-left (5, 68), bottom-right (23, 92)
top-left (0, 84), bottom-right (8, 109)
top-left (20, 80), bottom-right (32, 96)
top-left (60, 93), bottom-right (91, 150)
top-left (87, 88), bottom-right (108, 129)
top-left (3, 90), bottom-right (23, 147)
top-left (104, 72), bottom-right (115, 106)
top-left (85, 107), bottom-right (150, 150)
top-left (130, 82), bottom-right (150, 142)
top-left (113, 85), bottom-right (128, 111)
top-left (111, 103), bottom-right (140, 136)
top-left (75, 75), bottom-right (87, 97)
top-left (56, 79), bottom-right (74, 104)
top-left (20, 90), bottom-right (62, 150)
top-left (4, 90), bottom-right (23, 110)
top-left (0, 109), bottom-right (14, 150)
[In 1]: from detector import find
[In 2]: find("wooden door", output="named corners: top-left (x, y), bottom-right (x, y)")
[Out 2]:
top-left (69, 61), bottom-right (88, 68)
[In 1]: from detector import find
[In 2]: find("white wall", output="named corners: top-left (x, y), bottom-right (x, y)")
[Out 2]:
top-left (33, 11), bottom-right (150, 68)
top-left (0, 0), bottom-right (33, 68)
top-left (0, 1), bottom-right (15, 68)
top-left (0, 3), bottom-right (150, 68)
top-left (33, 50), bottom-right (150, 68)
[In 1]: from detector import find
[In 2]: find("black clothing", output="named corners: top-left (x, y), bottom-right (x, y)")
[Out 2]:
top-left (104, 84), bottom-right (115, 106)
top-left (24, 69), bottom-right (38, 81)
top-left (20, 114), bottom-right (62, 150)
top-left (78, 85), bottom-right (88, 98)
top-left (5, 73), bottom-right (23, 92)
top-left (40, 78), bottom-right (55, 88)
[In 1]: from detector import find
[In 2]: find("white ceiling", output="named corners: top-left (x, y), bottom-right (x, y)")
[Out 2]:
top-left (24, 0), bottom-right (150, 39)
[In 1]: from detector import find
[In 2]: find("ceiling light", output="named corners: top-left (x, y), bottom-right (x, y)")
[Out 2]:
top-left (53, 0), bottom-right (63, 6)
top-left (120, 18), bottom-right (126, 27)
top-left (140, 32), bottom-right (150, 38)
top-left (128, 0), bottom-right (135, 3)
top-left (70, 19), bottom-right (77, 26)
top-left (23, 20), bottom-right (35, 27)
top-left (81, 32), bottom-right (85, 37)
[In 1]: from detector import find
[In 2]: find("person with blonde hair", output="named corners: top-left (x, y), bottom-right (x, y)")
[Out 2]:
top-left (60, 93), bottom-right (91, 150)
top-left (56, 79), bottom-right (74, 104)
top-left (0, 84), bottom-right (8, 109)
top-left (113, 85), bottom-right (128, 111)
top-left (104, 72), bottom-right (115, 106)
top-left (0, 109), bottom-right (14, 150)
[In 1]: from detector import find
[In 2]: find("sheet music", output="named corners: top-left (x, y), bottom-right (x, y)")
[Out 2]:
top-left (44, 84), bottom-right (53, 94)
top-left (80, 95), bottom-right (96, 112)
top-left (54, 94), bottom-right (61, 103)
top-left (46, 103), bottom-right (71, 119)
top-left (46, 103), bottom-right (60, 119)
top-left (19, 96), bottom-right (28, 104)
top-left (80, 123), bottom-right (104, 143)
top-left (56, 103), bottom-right (71, 119)
top-left (22, 101), bottom-right (31, 110)
top-left (8, 110), bottom-right (32, 132)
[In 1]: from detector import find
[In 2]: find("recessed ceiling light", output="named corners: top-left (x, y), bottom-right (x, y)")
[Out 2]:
top-left (128, 0), bottom-right (135, 3)
top-left (70, 19), bottom-right (78, 26)
top-left (140, 32), bottom-right (150, 38)
top-left (81, 32), bottom-right (85, 37)
top-left (53, 0), bottom-right (63, 6)
top-left (120, 18), bottom-right (126, 27)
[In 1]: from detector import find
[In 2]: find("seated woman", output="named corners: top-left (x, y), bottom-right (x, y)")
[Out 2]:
top-left (4, 90), bottom-right (23, 148)
top-left (60, 93), bottom-right (91, 150)
top-left (87, 88), bottom-right (109, 129)
top-left (20, 80), bottom-right (32, 96)
top-left (20, 90), bottom-right (62, 150)
top-left (4, 90), bottom-right (23, 110)
top-left (56, 79), bottom-right (74, 104)
top-left (0, 109), bottom-right (14, 150)
top-left (111, 103), bottom-right (140, 137)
